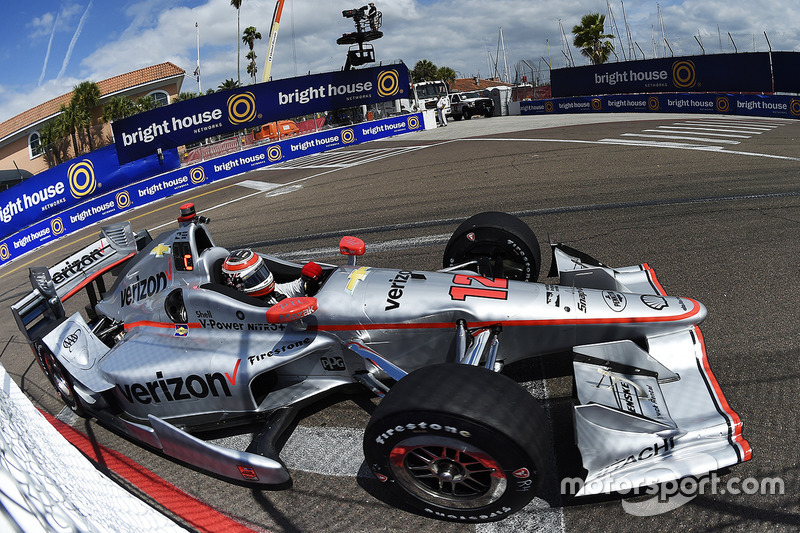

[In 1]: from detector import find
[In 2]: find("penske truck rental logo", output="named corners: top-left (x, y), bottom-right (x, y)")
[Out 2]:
top-left (68, 160), bottom-right (97, 198)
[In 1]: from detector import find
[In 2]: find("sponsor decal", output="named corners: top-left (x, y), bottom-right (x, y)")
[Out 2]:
top-left (0, 243), bottom-right (9, 261)
top-left (118, 363), bottom-right (240, 404)
top-left (341, 128), bottom-right (355, 144)
top-left (320, 356), bottom-right (346, 372)
top-left (248, 338), bottom-right (312, 365)
top-left (602, 290), bottom-right (627, 312)
top-left (513, 468), bottom-right (531, 479)
top-left (375, 421), bottom-right (472, 445)
top-left (51, 247), bottom-right (106, 284)
top-left (376, 69), bottom-right (400, 97)
top-left (150, 243), bottom-right (170, 257)
top-left (237, 465), bottom-right (259, 481)
top-left (425, 506), bottom-right (513, 521)
top-left (62, 329), bottom-right (81, 351)
top-left (576, 287), bottom-right (588, 312)
top-left (174, 324), bottom-right (189, 337)
top-left (596, 437), bottom-right (676, 476)
top-left (385, 270), bottom-right (414, 311)
top-left (375, 473), bottom-right (388, 482)
top-left (449, 274), bottom-right (508, 301)
top-left (267, 145), bottom-right (283, 162)
top-left (641, 294), bottom-right (669, 311)
top-left (120, 271), bottom-right (170, 307)
top-left (407, 115), bottom-right (419, 130)
top-left (1, 182), bottom-right (66, 224)
top-left (345, 266), bottom-right (370, 294)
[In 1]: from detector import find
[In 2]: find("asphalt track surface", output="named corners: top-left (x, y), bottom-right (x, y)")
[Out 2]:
top-left (1, 113), bottom-right (798, 532)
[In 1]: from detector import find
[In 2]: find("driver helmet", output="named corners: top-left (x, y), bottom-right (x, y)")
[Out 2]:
top-left (221, 249), bottom-right (274, 297)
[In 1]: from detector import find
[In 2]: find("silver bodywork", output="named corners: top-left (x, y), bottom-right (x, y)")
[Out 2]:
top-left (11, 215), bottom-right (749, 493)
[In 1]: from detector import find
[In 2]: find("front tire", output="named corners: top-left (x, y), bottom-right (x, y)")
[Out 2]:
top-left (442, 211), bottom-right (541, 281)
top-left (363, 364), bottom-right (548, 522)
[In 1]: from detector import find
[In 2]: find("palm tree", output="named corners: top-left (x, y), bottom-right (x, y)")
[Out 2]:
top-left (231, 0), bottom-right (243, 84)
top-left (572, 13), bottom-right (615, 65)
top-left (58, 103), bottom-right (80, 158)
top-left (71, 81), bottom-right (101, 151)
top-left (136, 95), bottom-right (158, 112)
top-left (436, 67), bottom-right (457, 86)
top-left (411, 60), bottom-right (439, 82)
top-left (242, 26), bottom-right (262, 84)
top-left (217, 78), bottom-right (241, 91)
top-left (102, 95), bottom-right (138, 122)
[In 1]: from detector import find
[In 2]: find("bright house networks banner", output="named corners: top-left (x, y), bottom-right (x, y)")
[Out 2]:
top-left (0, 113), bottom-right (423, 265)
top-left (112, 63), bottom-right (410, 164)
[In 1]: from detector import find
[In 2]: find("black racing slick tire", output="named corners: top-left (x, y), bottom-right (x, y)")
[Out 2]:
top-left (363, 364), bottom-right (549, 523)
top-left (41, 345), bottom-right (86, 417)
top-left (442, 211), bottom-right (541, 282)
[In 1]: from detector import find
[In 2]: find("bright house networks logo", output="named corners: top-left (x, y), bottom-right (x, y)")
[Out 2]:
top-left (267, 146), bottom-right (283, 162)
top-left (341, 128), bottom-right (356, 144)
top-left (189, 166), bottom-right (206, 185)
top-left (407, 115), bottom-right (420, 130)
top-left (68, 160), bottom-right (97, 199)
top-left (50, 217), bottom-right (64, 236)
top-left (115, 191), bottom-right (132, 209)
top-left (0, 243), bottom-right (8, 261)
top-left (227, 92), bottom-right (257, 125)
top-left (376, 69), bottom-right (401, 97)
top-left (672, 60), bottom-right (697, 89)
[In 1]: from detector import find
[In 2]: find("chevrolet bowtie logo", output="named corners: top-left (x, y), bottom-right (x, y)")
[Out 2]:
top-left (151, 243), bottom-right (171, 257)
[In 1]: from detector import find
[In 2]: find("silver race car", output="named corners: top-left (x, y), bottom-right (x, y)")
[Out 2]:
top-left (12, 205), bottom-right (750, 522)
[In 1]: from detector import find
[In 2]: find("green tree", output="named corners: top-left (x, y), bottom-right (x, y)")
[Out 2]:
top-left (242, 26), bottom-right (262, 84)
top-left (411, 60), bottom-right (439, 83)
top-left (175, 92), bottom-right (198, 101)
top-left (436, 66), bottom-right (456, 85)
top-left (102, 95), bottom-right (138, 122)
top-left (217, 78), bottom-right (241, 91)
top-left (136, 95), bottom-right (158, 112)
top-left (58, 103), bottom-right (80, 158)
top-left (231, 0), bottom-right (243, 84)
top-left (572, 13), bottom-right (615, 65)
top-left (71, 81), bottom-right (101, 152)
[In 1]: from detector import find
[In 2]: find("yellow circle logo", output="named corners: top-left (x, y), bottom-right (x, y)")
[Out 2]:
top-left (648, 97), bottom-right (660, 111)
top-left (267, 146), bottom-right (283, 162)
top-left (591, 98), bottom-right (602, 111)
top-left (116, 191), bottom-right (131, 209)
top-left (716, 96), bottom-right (730, 113)
top-left (0, 243), bottom-right (8, 261)
top-left (227, 92), bottom-right (257, 125)
top-left (190, 166), bottom-right (206, 184)
top-left (672, 60), bottom-right (696, 88)
top-left (790, 99), bottom-right (800, 116)
top-left (68, 160), bottom-right (96, 198)
top-left (544, 101), bottom-right (554, 113)
top-left (377, 69), bottom-right (400, 97)
top-left (341, 128), bottom-right (355, 144)
top-left (51, 217), bottom-right (64, 235)
top-left (407, 116), bottom-right (420, 130)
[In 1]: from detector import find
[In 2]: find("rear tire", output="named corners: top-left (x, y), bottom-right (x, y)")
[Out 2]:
top-left (41, 346), bottom-right (86, 417)
top-left (363, 364), bottom-right (548, 522)
top-left (442, 211), bottom-right (541, 282)
top-left (462, 109), bottom-right (471, 120)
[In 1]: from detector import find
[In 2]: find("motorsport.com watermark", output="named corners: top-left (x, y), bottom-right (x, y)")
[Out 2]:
top-left (561, 473), bottom-right (784, 516)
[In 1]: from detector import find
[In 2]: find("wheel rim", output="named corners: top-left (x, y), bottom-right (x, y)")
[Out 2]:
top-left (44, 352), bottom-right (79, 411)
top-left (389, 436), bottom-right (507, 509)
top-left (457, 241), bottom-right (531, 281)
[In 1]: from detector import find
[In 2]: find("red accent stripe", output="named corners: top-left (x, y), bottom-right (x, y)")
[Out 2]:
top-left (62, 252), bottom-right (136, 301)
top-left (314, 299), bottom-right (703, 332)
top-left (39, 410), bottom-right (257, 533)
top-left (125, 321), bottom-right (203, 331)
top-left (693, 327), bottom-right (752, 461)
top-left (642, 263), bottom-right (668, 296)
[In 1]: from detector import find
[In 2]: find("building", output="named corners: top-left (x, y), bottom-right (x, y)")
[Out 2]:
top-left (0, 62), bottom-right (185, 187)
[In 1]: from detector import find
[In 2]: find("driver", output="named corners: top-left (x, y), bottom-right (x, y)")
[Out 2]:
top-left (221, 249), bottom-right (322, 305)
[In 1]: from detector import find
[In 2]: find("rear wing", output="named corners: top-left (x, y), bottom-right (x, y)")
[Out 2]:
top-left (11, 221), bottom-right (151, 345)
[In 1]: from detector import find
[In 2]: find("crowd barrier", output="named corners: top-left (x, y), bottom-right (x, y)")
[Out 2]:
top-left (0, 113), bottom-right (425, 266)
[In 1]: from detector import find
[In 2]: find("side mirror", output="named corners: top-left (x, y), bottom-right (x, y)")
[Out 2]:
top-left (339, 236), bottom-right (365, 266)
top-left (266, 297), bottom-right (318, 324)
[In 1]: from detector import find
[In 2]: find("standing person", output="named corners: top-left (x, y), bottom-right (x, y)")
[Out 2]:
top-left (367, 3), bottom-right (378, 31)
top-left (436, 93), bottom-right (448, 127)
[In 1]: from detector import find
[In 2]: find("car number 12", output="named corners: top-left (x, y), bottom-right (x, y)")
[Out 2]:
top-left (449, 274), bottom-right (508, 301)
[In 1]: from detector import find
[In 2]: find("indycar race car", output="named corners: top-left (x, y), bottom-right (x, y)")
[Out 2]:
top-left (12, 205), bottom-right (750, 522)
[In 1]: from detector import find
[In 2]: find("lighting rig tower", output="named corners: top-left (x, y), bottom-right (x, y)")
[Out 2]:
top-left (337, 4), bottom-right (383, 70)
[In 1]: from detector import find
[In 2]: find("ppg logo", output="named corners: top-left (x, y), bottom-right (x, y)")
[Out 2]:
top-left (62, 329), bottom-right (81, 351)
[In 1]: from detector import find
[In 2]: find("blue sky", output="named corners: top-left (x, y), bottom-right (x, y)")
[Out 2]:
top-left (1, 0), bottom-right (798, 124)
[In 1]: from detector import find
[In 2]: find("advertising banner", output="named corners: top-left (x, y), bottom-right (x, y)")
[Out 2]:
top-left (520, 93), bottom-right (800, 120)
top-left (0, 113), bottom-right (423, 266)
top-left (551, 53), bottom-right (784, 97)
top-left (0, 145), bottom-right (178, 241)
top-left (112, 63), bottom-right (410, 164)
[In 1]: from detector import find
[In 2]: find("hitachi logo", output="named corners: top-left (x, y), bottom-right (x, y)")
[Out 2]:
top-left (118, 363), bottom-right (240, 404)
